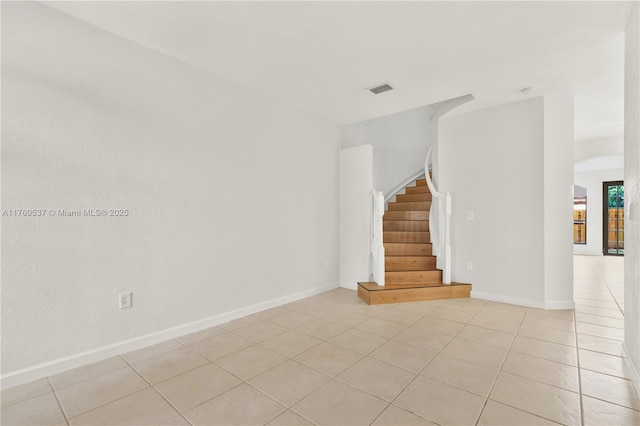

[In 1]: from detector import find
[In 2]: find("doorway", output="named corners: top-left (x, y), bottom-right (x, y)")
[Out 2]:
top-left (603, 181), bottom-right (624, 255)
top-left (573, 185), bottom-right (587, 245)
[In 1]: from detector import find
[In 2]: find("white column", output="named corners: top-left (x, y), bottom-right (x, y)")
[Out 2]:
top-left (543, 96), bottom-right (575, 309)
top-left (339, 145), bottom-right (374, 289)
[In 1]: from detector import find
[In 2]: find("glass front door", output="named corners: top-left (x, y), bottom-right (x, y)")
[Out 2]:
top-left (603, 181), bottom-right (624, 255)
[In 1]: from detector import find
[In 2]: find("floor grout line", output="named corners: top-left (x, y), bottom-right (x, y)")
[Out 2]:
top-left (47, 377), bottom-right (69, 425)
top-left (369, 298), bottom-right (494, 425)
top-left (573, 308), bottom-right (586, 426)
top-left (118, 354), bottom-right (186, 421)
top-left (473, 300), bottom-right (528, 426)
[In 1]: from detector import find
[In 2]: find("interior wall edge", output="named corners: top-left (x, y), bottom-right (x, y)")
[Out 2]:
top-left (622, 343), bottom-right (640, 399)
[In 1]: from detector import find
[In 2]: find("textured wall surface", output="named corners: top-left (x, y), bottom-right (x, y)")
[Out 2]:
top-left (1, 2), bottom-right (339, 373)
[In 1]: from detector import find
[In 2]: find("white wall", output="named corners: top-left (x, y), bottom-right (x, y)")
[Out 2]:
top-left (340, 106), bottom-right (433, 196)
top-left (1, 2), bottom-right (340, 379)
top-left (543, 97), bottom-right (575, 307)
top-left (339, 146), bottom-right (373, 290)
top-left (439, 98), bottom-right (546, 307)
top-left (574, 168), bottom-right (624, 256)
top-left (623, 0), bottom-right (640, 397)
top-left (439, 97), bottom-right (575, 309)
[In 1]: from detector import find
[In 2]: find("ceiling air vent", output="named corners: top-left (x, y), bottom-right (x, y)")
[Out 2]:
top-left (368, 83), bottom-right (394, 95)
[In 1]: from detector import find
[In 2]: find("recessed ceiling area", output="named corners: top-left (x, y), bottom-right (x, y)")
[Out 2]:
top-left (43, 1), bottom-right (633, 140)
top-left (574, 136), bottom-right (625, 172)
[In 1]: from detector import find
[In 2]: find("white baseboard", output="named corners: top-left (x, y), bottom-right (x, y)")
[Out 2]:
top-left (471, 291), bottom-right (545, 308)
top-left (544, 300), bottom-right (576, 310)
top-left (622, 344), bottom-right (640, 399)
top-left (470, 291), bottom-right (575, 310)
top-left (0, 282), bottom-right (339, 390)
top-left (573, 250), bottom-right (604, 256)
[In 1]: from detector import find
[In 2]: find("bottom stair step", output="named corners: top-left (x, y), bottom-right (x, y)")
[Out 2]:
top-left (385, 270), bottom-right (443, 284)
top-left (357, 282), bottom-right (472, 305)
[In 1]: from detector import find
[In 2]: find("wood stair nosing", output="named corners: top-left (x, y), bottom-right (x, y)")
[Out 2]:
top-left (383, 282), bottom-right (447, 288)
top-left (384, 243), bottom-right (432, 256)
top-left (383, 220), bottom-right (429, 232)
top-left (385, 269), bottom-right (443, 284)
top-left (384, 211), bottom-right (429, 221)
top-left (388, 201), bottom-right (431, 211)
top-left (395, 193), bottom-right (433, 202)
top-left (405, 186), bottom-right (430, 194)
top-left (357, 281), bottom-right (471, 305)
top-left (385, 256), bottom-right (437, 271)
top-left (383, 231), bottom-right (430, 243)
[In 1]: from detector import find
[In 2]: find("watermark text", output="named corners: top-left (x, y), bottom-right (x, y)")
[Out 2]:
top-left (2, 208), bottom-right (130, 217)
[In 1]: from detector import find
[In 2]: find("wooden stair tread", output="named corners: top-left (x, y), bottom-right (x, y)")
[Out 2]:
top-left (359, 282), bottom-right (471, 291)
top-left (383, 220), bottom-right (429, 232)
top-left (384, 243), bottom-right (432, 256)
top-left (358, 281), bottom-right (472, 304)
top-left (405, 186), bottom-right (430, 194)
top-left (384, 211), bottom-right (429, 220)
top-left (386, 270), bottom-right (443, 284)
top-left (388, 201), bottom-right (431, 211)
top-left (385, 256), bottom-right (436, 271)
top-left (385, 255), bottom-right (436, 258)
top-left (383, 231), bottom-right (430, 235)
top-left (386, 282), bottom-right (446, 288)
top-left (396, 193), bottom-right (432, 202)
top-left (383, 231), bottom-right (430, 243)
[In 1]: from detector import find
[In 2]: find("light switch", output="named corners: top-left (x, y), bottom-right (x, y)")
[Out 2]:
top-left (466, 211), bottom-right (474, 220)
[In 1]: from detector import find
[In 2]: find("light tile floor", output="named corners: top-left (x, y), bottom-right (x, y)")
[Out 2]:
top-left (2, 256), bottom-right (639, 425)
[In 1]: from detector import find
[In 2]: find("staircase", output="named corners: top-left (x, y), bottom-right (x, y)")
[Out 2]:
top-left (358, 177), bottom-right (471, 305)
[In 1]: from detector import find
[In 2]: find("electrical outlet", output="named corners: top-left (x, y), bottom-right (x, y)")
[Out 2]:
top-left (119, 292), bottom-right (132, 309)
top-left (466, 262), bottom-right (473, 271)
top-left (466, 211), bottom-right (474, 220)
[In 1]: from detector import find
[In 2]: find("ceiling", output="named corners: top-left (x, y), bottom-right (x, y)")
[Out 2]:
top-left (43, 1), bottom-right (633, 140)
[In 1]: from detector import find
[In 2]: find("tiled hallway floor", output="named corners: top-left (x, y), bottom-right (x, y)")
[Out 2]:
top-left (2, 256), bottom-right (639, 425)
